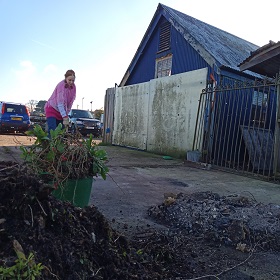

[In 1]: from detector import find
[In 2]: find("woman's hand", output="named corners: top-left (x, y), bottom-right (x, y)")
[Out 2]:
top-left (63, 118), bottom-right (69, 127)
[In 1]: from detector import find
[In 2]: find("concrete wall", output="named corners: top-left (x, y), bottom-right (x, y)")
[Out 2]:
top-left (113, 82), bottom-right (150, 150)
top-left (112, 68), bottom-right (208, 157)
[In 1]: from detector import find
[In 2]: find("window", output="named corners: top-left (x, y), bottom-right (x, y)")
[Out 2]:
top-left (251, 90), bottom-right (268, 127)
top-left (6, 104), bottom-right (26, 114)
top-left (155, 55), bottom-right (172, 78)
top-left (252, 90), bottom-right (267, 106)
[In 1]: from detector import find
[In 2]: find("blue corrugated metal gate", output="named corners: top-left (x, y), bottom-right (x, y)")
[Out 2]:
top-left (193, 78), bottom-right (279, 180)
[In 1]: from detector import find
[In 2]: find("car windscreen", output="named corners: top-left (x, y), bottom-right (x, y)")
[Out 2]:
top-left (72, 110), bottom-right (94, 119)
top-left (5, 104), bottom-right (26, 114)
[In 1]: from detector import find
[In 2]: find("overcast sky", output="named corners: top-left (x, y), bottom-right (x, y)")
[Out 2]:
top-left (0, 0), bottom-right (278, 111)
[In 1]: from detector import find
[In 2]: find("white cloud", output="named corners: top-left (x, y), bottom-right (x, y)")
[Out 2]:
top-left (14, 60), bottom-right (36, 82)
top-left (6, 61), bottom-right (61, 105)
top-left (44, 64), bottom-right (58, 74)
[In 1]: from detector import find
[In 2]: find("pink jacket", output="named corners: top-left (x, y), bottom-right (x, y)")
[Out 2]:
top-left (45, 80), bottom-right (76, 118)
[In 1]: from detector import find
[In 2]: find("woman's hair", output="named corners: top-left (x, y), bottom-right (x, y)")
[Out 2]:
top-left (65, 69), bottom-right (75, 78)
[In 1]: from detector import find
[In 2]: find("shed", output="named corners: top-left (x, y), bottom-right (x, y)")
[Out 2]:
top-left (105, 3), bottom-right (279, 178)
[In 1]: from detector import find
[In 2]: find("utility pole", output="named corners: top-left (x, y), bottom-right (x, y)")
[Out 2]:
top-left (90, 101), bottom-right (93, 112)
top-left (82, 97), bottom-right (84, 109)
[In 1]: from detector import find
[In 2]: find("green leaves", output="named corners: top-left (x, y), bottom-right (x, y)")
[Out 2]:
top-left (49, 123), bottom-right (64, 139)
top-left (20, 124), bottom-right (109, 187)
top-left (0, 252), bottom-right (44, 279)
top-left (25, 124), bottom-right (49, 145)
top-left (92, 159), bottom-right (109, 180)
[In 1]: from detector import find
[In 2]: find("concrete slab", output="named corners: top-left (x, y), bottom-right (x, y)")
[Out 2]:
top-left (90, 145), bottom-right (280, 235)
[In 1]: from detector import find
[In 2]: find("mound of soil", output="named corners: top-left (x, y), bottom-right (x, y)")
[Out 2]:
top-left (0, 162), bottom-right (165, 279)
top-left (1, 161), bottom-right (280, 279)
top-left (148, 191), bottom-right (280, 251)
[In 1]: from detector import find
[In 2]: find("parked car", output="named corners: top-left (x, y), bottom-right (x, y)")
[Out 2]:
top-left (29, 113), bottom-right (47, 130)
top-left (68, 109), bottom-right (102, 137)
top-left (0, 101), bottom-right (31, 133)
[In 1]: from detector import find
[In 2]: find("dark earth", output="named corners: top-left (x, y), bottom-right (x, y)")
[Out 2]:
top-left (0, 134), bottom-right (280, 279)
top-left (1, 159), bottom-right (280, 279)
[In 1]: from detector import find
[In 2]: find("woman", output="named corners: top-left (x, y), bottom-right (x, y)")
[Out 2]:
top-left (45, 70), bottom-right (76, 134)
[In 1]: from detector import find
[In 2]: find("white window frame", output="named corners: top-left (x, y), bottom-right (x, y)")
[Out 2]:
top-left (155, 55), bottom-right (172, 78)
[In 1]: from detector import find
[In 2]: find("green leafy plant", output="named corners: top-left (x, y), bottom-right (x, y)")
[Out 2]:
top-left (0, 252), bottom-right (44, 280)
top-left (20, 124), bottom-right (108, 188)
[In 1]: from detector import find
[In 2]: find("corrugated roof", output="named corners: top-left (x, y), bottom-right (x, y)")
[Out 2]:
top-left (161, 3), bottom-right (259, 71)
top-left (239, 41), bottom-right (280, 78)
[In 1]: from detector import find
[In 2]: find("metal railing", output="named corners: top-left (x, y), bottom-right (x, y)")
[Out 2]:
top-left (193, 77), bottom-right (279, 180)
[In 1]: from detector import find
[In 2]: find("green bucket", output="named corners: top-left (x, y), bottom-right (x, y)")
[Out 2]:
top-left (52, 177), bottom-right (93, 208)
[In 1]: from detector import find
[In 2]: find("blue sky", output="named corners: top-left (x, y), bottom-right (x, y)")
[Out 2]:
top-left (0, 0), bottom-right (279, 111)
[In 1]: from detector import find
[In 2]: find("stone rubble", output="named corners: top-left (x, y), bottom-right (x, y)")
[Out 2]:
top-left (148, 191), bottom-right (280, 251)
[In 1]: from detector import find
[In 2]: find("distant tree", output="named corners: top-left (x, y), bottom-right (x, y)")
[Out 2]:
top-left (26, 100), bottom-right (38, 113)
top-left (93, 108), bottom-right (104, 120)
top-left (34, 100), bottom-right (47, 115)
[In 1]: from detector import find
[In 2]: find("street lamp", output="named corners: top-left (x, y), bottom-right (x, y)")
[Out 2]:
top-left (82, 97), bottom-right (84, 109)
top-left (90, 101), bottom-right (93, 112)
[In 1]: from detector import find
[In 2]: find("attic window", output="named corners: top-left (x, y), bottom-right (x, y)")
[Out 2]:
top-left (158, 22), bottom-right (171, 52)
top-left (155, 55), bottom-right (172, 78)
